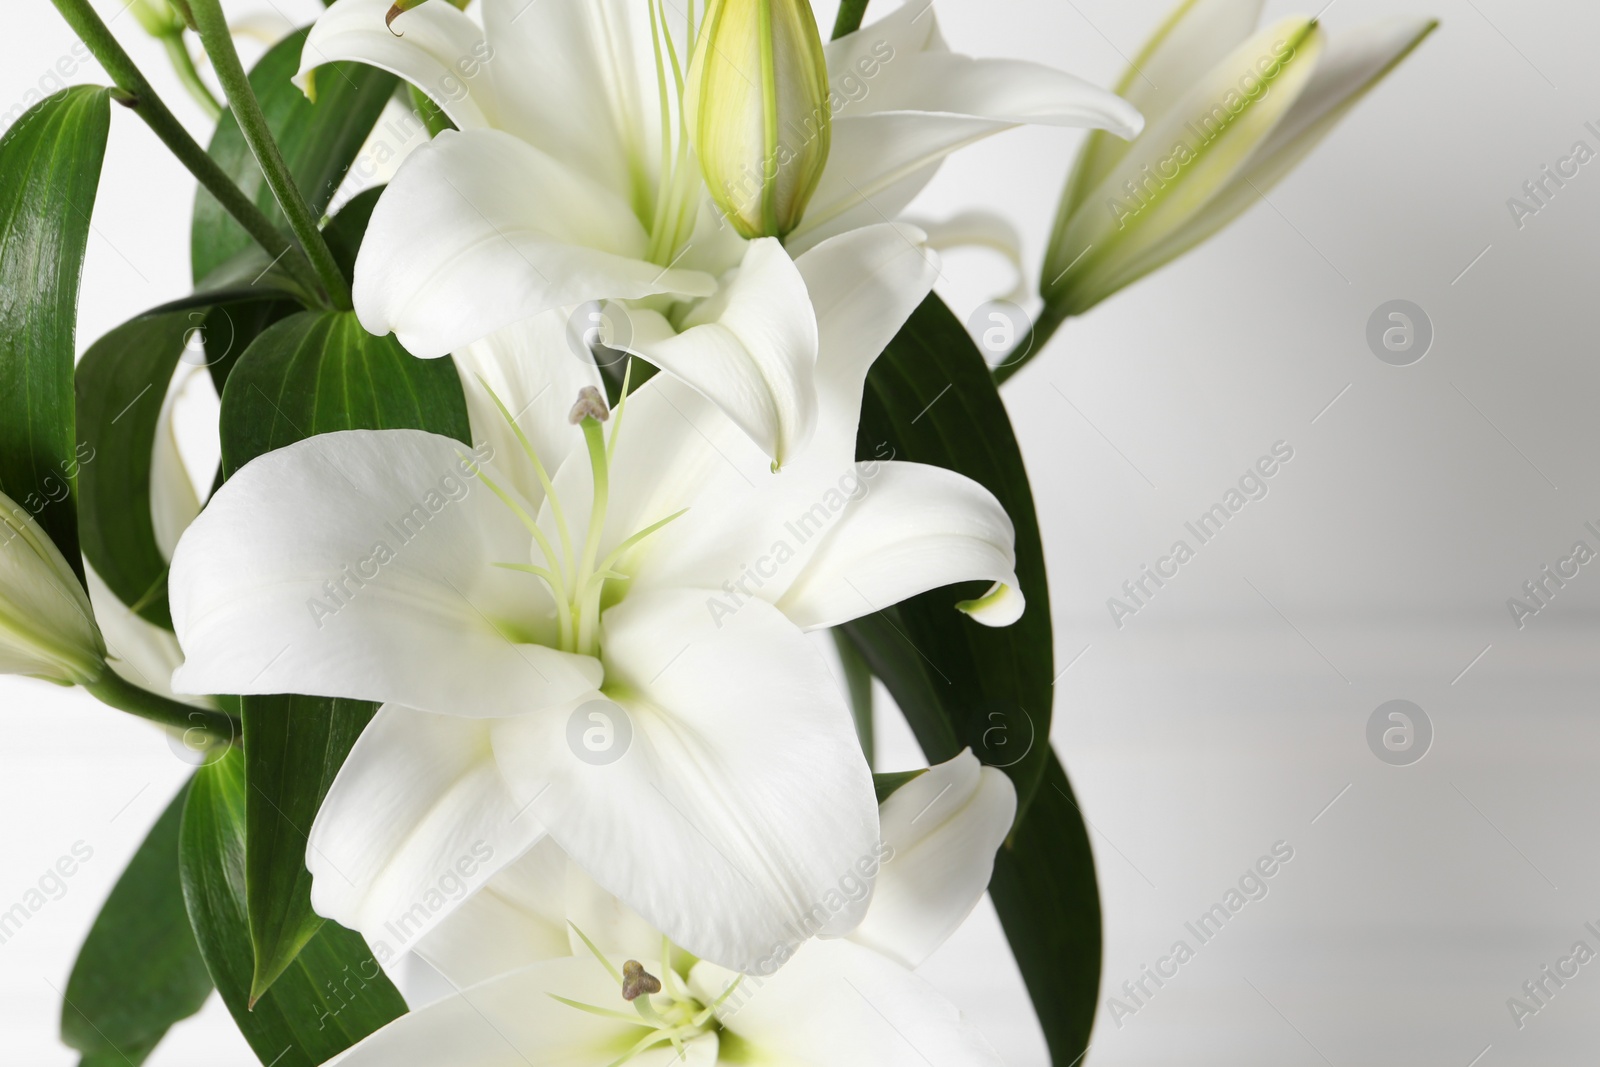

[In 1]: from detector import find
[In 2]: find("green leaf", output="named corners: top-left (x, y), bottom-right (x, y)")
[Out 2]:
top-left (244, 696), bottom-right (377, 1002)
top-left (833, 628), bottom-right (875, 766)
top-left (840, 294), bottom-right (1099, 1065)
top-left (989, 755), bottom-right (1102, 1063)
top-left (180, 748), bottom-right (407, 1065)
top-left (844, 294), bottom-right (1052, 809)
top-left (0, 86), bottom-right (112, 582)
top-left (218, 309), bottom-right (471, 477)
top-left (871, 769), bottom-right (925, 805)
top-left (61, 778), bottom-right (213, 1066)
top-left (192, 27), bottom-right (395, 284)
top-left (75, 312), bottom-right (200, 628)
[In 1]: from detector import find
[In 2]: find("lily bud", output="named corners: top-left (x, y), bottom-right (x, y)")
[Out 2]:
top-left (687, 0), bottom-right (832, 239)
top-left (1040, 3), bottom-right (1437, 323)
top-left (0, 492), bottom-right (106, 687)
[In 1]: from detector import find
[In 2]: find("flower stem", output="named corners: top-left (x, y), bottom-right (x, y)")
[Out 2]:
top-left (159, 33), bottom-right (223, 120)
top-left (185, 0), bottom-right (354, 310)
top-left (991, 303), bottom-right (1067, 387)
top-left (46, 0), bottom-right (325, 303)
top-left (85, 668), bottom-right (240, 742)
top-left (831, 0), bottom-right (869, 39)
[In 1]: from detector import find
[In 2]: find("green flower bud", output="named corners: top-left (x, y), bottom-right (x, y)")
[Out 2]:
top-left (0, 492), bottom-right (106, 687)
top-left (688, 0), bottom-right (832, 239)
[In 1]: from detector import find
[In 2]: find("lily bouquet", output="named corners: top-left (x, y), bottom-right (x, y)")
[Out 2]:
top-left (2, 0), bottom-right (1431, 1062)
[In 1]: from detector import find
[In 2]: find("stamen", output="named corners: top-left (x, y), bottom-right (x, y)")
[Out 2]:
top-left (570, 386), bottom-right (611, 424)
top-left (622, 960), bottom-right (663, 1002)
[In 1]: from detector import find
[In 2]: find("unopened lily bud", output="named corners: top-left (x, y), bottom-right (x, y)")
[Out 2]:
top-left (0, 492), bottom-right (106, 687)
top-left (687, 0), bottom-right (832, 239)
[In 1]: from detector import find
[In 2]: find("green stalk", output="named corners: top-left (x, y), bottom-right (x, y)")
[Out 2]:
top-left (85, 668), bottom-right (239, 742)
top-left (186, 0), bottom-right (353, 310)
top-left (159, 33), bottom-right (223, 120)
top-left (992, 303), bottom-right (1067, 386)
top-left (830, 0), bottom-right (869, 39)
top-left (46, 0), bottom-right (324, 303)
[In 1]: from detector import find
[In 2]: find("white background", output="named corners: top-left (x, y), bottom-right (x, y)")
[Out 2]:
top-left (3, 0), bottom-right (1598, 1063)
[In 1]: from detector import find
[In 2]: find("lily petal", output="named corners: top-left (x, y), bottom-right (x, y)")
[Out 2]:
top-left (777, 461), bottom-right (1022, 630)
top-left (453, 315), bottom-right (606, 507)
top-left (412, 836), bottom-right (572, 988)
top-left (169, 428), bottom-right (602, 716)
top-left (328, 955), bottom-right (715, 1067)
top-left (692, 939), bottom-right (1002, 1067)
top-left (85, 564), bottom-right (201, 707)
top-left (849, 751), bottom-right (1016, 969)
top-left (149, 362), bottom-right (203, 562)
top-left (795, 0), bottom-right (1143, 249)
top-left (1059, 0), bottom-right (1266, 219)
top-left (297, 0), bottom-right (497, 131)
top-left (490, 588), bottom-right (878, 973)
top-left (479, 0), bottom-right (667, 214)
top-left (902, 209), bottom-right (1027, 303)
top-left (308, 704), bottom-right (547, 957)
top-left (623, 238), bottom-right (818, 468)
top-left (353, 128), bottom-right (715, 359)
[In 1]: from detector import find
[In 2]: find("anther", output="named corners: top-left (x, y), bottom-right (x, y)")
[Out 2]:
top-left (621, 959), bottom-right (662, 1001)
top-left (569, 386), bottom-right (611, 424)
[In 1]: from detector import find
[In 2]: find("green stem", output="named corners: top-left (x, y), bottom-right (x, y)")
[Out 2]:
top-left (186, 0), bottom-right (353, 310)
top-left (830, 0), bottom-right (869, 39)
top-left (992, 302), bottom-right (1068, 387)
top-left (85, 668), bottom-right (240, 742)
top-left (46, 0), bottom-right (325, 304)
top-left (160, 33), bottom-right (222, 120)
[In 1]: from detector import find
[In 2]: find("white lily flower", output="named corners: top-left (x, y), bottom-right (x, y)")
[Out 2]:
top-left (1042, 0), bottom-right (1437, 319)
top-left (294, 0), bottom-right (1141, 465)
top-left (167, 224), bottom-right (1025, 972)
top-left (327, 752), bottom-right (1017, 1067)
top-left (0, 491), bottom-right (105, 686)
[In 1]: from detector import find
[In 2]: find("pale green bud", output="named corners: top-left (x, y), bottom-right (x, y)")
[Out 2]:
top-left (1040, 7), bottom-right (1437, 322)
top-left (687, 0), bottom-right (832, 239)
top-left (0, 492), bottom-right (106, 686)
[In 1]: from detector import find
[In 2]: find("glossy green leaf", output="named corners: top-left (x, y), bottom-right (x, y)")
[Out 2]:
top-left (244, 696), bottom-right (378, 1003)
top-left (218, 310), bottom-right (471, 477)
top-left (845, 294), bottom-right (1053, 808)
top-left (180, 748), bottom-right (407, 1065)
top-left (0, 86), bottom-right (112, 581)
top-left (840, 294), bottom-right (1098, 1065)
top-left (990, 755), bottom-right (1102, 1064)
top-left (192, 27), bottom-right (395, 284)
top-left (62, 778), bottom-right (212, 1066)
top-left (75, 312), bottom-right (201, 628)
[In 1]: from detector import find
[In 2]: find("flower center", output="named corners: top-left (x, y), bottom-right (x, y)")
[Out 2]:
top-left (553, 927), bottom-right (742, 1067)
top-left (470, 369), bottom-right (686, 659)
